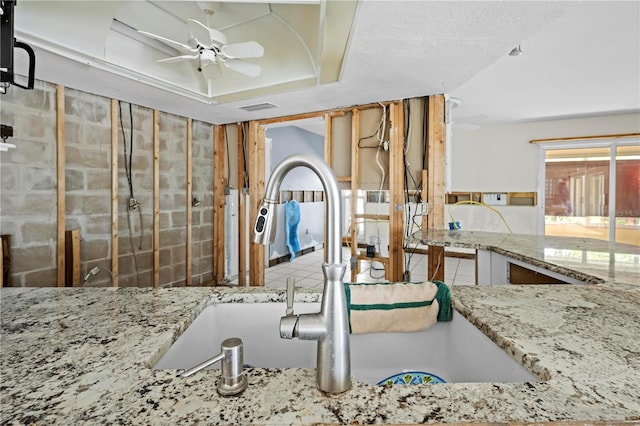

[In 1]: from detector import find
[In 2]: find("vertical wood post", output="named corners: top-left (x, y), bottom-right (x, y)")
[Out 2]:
top-left (350, 109), bottom-right (360, 282)
top-left (237, 123), bottom-right (247, 286)
top-left (65, 229), bottom-right (80, 286)
top-left (1, 235), bottom-right (11, 287)
top-left (110, 99), bottom-right (119, 286)
top-left (427, 94), bottom-right (446, 281)
top-left (186, 118), bottom-right (193, 285)
top-left (388, 101), bottom-right (405, 281)
top-left (324, 112), bottom-right (333, 165)
top-left (213, 125), bottom-right (227, 285)
top-left (153, 110), bottom-right (160, 287)
top-left (56, 85), bottom-right (65, 287)
top-left (248, 121), bottom-right (265, 286)
top-left (421, 169), bottom-right (428, 232)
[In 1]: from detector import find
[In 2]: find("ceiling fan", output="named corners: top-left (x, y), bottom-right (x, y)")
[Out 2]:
top-left (138, 19), bottom-right (264, 80)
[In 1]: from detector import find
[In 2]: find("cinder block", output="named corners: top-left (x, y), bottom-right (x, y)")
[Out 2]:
top-left (160, 228), bottom-right (186, 247)
top-left (85, 215), bottom-right (111, 235)
top-left (171, 211), bottom-right (186, 227)
top-left (65, 169), bottom-right (85, 191)
top-left (20, 223), bottom-right (55, 244)
top-left (12, 244), bottom-right (55, 273)
top-left (86, 170), bottom-right (110, 191)
top-left (1, 165), bottom-right (19, 190)
top-left (171, 246), bottom-right (186, 264)
top-left (80, 238), bottom-right (109, 261)
top-left (24, 268), bottom-right (57, 287)
top-left (66, 146), bottom-right (109, 169)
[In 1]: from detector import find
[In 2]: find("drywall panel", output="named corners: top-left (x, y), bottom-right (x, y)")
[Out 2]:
top-left (449, 113), bottom-right (640, 234)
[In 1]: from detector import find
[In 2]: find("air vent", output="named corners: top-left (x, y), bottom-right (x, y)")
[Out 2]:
top-left (238, 102), bottom-right (278, 112)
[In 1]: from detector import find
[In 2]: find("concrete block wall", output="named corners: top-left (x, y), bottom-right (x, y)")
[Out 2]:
top-left (64, 87), bottom-right (113, 286)
top-left (116, 102), bottom-right (155, 287)
top-left (1, 81), bottom-right (216, 287)
top-left (158, 111), bottom-right (187, 287)
top-left (191, 120), bottom-right (214, 285)
top-left (0, 81), bottom-right (58, 286)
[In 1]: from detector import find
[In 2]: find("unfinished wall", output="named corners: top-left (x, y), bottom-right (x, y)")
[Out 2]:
top-left (0, 80), bottom-right (216, 287)
top-left (116, 103), bottom-right (154, 287)
top-left (64, 87), bottom-right (112, 286)
top-left (0, 81), bottom-right (58, 286)
top-left (191, 121), bottom-right (214, 285)
top-left (450, 112), bottom-right (640, 234)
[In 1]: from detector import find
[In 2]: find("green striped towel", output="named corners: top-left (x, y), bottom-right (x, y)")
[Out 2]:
top-left (343, 281), bottom-right (452, 334)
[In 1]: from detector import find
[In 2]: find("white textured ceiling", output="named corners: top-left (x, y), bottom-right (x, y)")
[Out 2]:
top-left (10, 1), bottom-right (640, 126)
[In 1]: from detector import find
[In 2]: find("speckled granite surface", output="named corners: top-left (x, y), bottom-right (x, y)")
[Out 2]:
top-left (414, 229), bottom-right (640, 291)
top-left (1, 234), bottom-right (640, 424)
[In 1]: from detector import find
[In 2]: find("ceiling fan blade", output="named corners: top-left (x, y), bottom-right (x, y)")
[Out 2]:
top-left (137, 30), bottom-right (197, 53)
top-left (186, 18), bottom-right (213, 48)
top-left (223, 59), bottom-right (262, 78)
top-left (157, 54), bottom-right (199, 63)
top-left (222, 41), bottom-right (264, 59)
top-left (201, 61), bottom-right (223, 80)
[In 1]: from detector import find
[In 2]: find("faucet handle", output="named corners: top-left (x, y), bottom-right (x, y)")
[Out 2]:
top-left (286, 276), bottom-right (295, 316)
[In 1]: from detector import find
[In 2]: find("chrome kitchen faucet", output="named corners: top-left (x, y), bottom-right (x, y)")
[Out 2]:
top-left (253, 153), bottom-right (351, 394)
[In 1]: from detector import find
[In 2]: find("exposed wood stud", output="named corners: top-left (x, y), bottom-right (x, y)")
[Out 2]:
top-left (388, 101), bottom-right (405, 281)
top-left (248, 122), bottom-right (265, 286)
top-left (350, 109), bottom-right (360, 282)
top-left (110, 99), bottom-right (119, 287)
top-left (421, 169), bottom-right (428, 232)
top-left (56, 85), bottom-right (65, 287)
top-left (237, 123), bottom-right (247, 286)
top-left (213, 125), bottom-right (227, 285)
top-left (153, 109), bottom-right (160, 287)
top-left (530, 132), bottom-right (640, 144)
top-left (1, 235), bottom-right (11, 287)
top-left (258, 110), bottom-right (344, 126)
top-left (186, 118), bottom-right (193, 286)
top-left (426, 94), bottom-right (446, 282)
top-left (65, 229), bottom-right (80, 287)
top-left (324, 112), bottom-right (333, 165)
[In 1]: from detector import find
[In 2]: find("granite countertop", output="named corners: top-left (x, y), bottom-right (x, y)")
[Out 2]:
top-left (2, 234), bottom-right (640, 424)
top-left (414, 229), bottom-right (640, 292)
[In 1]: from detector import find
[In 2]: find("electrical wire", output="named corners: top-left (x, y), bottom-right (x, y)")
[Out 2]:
top-left (448, 200), bottom-right (514, 233)
top-left (241, 122), bottom-right (249, 188)
top-left (118, 101), bottom-right (142, 285)
top-left (224, 125), bottom-right (231, 185)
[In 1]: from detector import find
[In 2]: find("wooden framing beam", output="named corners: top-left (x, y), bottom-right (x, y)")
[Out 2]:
top-left (153, 109), bottom-right (160, 287)
top-left (258, 110), bottom-right (344, 126)
top-left (530, 132), bottom-right (640, 144)
top-left (0, 235), bottom-right (8, 287)
top-left (237, 123), bottom-right (247, 286)
top-left (65, 229), bottom-right (80, 286)
top-left (248, 121), bottom-right (265, 286)
top-left (56, 85), bottom-right (65, 287)
top-left (426, 94), bottom-right (446, 282)
top-left (421, 169), bottom-right (428, 232)
top-left (110, 99), bottom-right (119, 286)
top-left (324, 112), bottom-right (333, 165)
top-left (213, 125), bottom-right (227, 285)
top-left (388, 101), bottom-right (405, 281)
top-left (350, 109), bottom-right (360, 282)
top-left (186, 118), bottom-right (193, 286)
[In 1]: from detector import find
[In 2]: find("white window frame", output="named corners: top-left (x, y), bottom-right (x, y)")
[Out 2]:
top-left (537, 137), bottom-right (640, 241)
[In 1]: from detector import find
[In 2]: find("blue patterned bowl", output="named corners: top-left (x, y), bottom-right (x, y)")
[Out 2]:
top-left (377, 371), bottom-right (446, 386)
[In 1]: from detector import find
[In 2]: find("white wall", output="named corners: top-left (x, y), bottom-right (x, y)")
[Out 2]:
top-left (449, 112), bottom-right (640, 235)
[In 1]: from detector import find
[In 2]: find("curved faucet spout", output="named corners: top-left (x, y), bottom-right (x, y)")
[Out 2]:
top-left (253, 154), bottom-right (342, 266)
top-left (252, 153), bottom-right (351, 394)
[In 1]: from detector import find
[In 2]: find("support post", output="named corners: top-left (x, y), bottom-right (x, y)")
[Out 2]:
top-left (427, 94), bottom-right (446, 282)
top-left (213, 125), bottom-right (227, 285)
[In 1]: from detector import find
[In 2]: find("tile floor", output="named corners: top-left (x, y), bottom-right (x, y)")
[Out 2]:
top-left (229, 248), bottom-right (475, 289)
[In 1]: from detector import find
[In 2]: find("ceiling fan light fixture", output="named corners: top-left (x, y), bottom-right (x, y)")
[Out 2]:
top-left (509, 45), bottom-right (523, 56)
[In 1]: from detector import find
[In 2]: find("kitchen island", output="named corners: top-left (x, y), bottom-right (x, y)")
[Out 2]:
top-left (1, 232), bottom-right (639, 424)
